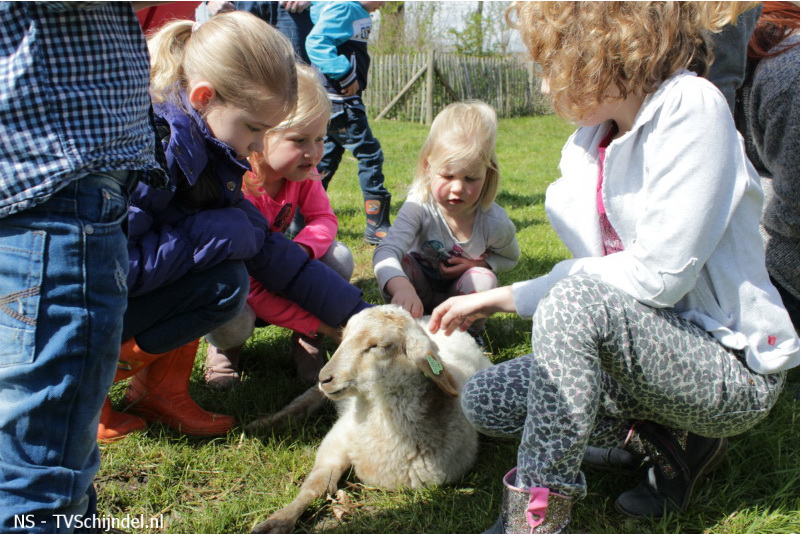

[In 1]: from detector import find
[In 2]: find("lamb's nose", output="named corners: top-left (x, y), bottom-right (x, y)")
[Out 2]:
top-left (319, 374), bottom-right (333, 385)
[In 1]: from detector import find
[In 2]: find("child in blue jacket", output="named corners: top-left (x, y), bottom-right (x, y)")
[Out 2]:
top-left (306, 1), bottom-right (392, 244)
top-left (99, 11), bottom-right (370, 441)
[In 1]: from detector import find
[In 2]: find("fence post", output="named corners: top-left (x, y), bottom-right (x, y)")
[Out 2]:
top-left (425, 49), bottom-right (435, 125)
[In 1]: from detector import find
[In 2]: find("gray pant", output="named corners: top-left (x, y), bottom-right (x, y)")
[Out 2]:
top-left (461, 275), bottom-right (785, 497)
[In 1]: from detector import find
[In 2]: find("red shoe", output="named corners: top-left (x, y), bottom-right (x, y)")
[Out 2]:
top-left (124, 340), bottom-right (235, 436)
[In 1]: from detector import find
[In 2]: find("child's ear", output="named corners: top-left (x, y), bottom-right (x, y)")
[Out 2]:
top-left (188, 81), bottom-right (217, 113)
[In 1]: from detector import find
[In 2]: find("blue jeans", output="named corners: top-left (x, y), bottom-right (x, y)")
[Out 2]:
top-left (319, 105), bottom-right (391, 202)
top-left (0, 172), bottom-right (133, 533)
top-left (123, 260), bottom-right (250, 354)
top-left (234, 1), bottom-right (312, 63)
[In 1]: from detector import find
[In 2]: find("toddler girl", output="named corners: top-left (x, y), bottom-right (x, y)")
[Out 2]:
top-left (99, 12), bottom-right (369, 441)
top-left (429, 3), bottom-right (799, 533)
top-left (373, 101), bottom-right (519, 340)
top-left (205, 64), bottom-right (355, 387)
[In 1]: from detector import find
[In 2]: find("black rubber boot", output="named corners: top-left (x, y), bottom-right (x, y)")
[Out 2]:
top-left (614, 422), bottom-right (728, 518)
top-left (364, 196), bottom-right (391, 245)
top-left (582, 445), bottom-right (644, 472)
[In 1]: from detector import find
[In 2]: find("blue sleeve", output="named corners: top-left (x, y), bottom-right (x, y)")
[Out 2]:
top-left (127, 186), bottom-right (266, 297)
top-left (127, 203), bottom-right (195, 297)
top-left (306, 2), bottom-right (358, 82)
top-left (246, 230), bottom-right (370, 328)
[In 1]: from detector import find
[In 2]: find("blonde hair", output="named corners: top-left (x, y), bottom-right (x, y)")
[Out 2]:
top-left (148, 11), bottom-right (297, 118)
top-left (413, 101), bottom-right (500, 212)
top-left (508, 1), bottom-right (759, 122)
top-left (244, 64), bottom-right (332, 196)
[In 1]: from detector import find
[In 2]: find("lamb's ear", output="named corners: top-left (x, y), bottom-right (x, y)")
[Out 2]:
top-left (405, 325), bottom-right (460, 397)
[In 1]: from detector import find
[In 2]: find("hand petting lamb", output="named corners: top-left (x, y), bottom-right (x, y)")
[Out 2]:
top-left (251, 304), bottom-right (493, 534)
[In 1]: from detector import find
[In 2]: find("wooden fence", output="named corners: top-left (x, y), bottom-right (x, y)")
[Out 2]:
top-left (363, 51), bottom-right (551, 123)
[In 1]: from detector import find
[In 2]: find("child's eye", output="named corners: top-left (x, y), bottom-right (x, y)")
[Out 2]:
top-left (465, 176), bottom-right (476, 182)
top-left (247, 125), bottom-right (263, 133)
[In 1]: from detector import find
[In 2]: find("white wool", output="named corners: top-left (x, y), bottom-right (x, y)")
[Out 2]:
top-left (251, 304), bottom-right (492, 533)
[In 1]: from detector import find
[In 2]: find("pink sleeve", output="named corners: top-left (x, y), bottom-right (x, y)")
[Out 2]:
top-left (293, 180), bottom-right (339, 259)
top-left (247, 280), bottom-right (322, 336)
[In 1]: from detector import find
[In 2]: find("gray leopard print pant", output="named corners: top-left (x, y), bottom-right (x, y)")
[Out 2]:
top-left (461, 275), bottom-right (786, 498)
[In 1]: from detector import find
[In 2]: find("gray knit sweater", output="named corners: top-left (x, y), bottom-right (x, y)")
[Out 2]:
top-left (736, 33), bottom-right (800, 300)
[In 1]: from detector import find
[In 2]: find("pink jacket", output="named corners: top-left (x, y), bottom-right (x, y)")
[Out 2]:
top-left (245, 174), bottom-right (339, 336)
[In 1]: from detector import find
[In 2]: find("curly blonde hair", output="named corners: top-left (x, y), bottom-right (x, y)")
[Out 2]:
top-left (148, 11), bottom-right (297, 119)
top-left (243, 64), bottom-right (331, 196)
top-left (413, 100), bottom-right (500, 212)
top-left (507, 2), bottom-right (759, 121)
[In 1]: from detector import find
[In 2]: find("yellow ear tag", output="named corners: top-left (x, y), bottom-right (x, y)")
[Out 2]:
top-left (425, 354), bottom-right (443, 376)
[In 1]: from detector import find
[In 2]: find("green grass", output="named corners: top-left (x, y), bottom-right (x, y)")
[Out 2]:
top-left (97, 115), bottom-right (800, 534)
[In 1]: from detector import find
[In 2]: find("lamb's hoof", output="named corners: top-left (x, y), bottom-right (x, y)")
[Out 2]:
top-left (251, 517), bottom-right (294, 534)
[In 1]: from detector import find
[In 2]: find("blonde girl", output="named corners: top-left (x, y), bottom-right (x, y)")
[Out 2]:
top-left (205, 64), bottom-right (355, 387)
top-left (374, 101), bottom-right (519, 336)
top-left (99, 12), bottom-right (369, 441)
top-left (428, 3), bottom-right (799, 533)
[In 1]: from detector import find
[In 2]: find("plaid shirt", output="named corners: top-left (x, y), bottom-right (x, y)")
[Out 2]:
top-left (0, 1), bottom-right (169, 218)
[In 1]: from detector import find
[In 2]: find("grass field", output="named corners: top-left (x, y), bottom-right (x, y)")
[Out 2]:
top-left (98, 115), bottom-right (800, 534)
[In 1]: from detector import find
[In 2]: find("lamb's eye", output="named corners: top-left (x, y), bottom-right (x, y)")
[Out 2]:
top-left (367, 343), bottom-right (392, 356)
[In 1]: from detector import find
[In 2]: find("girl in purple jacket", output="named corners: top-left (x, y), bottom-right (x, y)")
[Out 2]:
top-left (99, 11), bottom-right (370, 442)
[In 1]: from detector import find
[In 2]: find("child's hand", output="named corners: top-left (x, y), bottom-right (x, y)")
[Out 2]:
top-left (386, 277), bottom-right (424, 318)
top-left (429, 287), bottom-right (515, 336)
top-left (428, 293), bottom-right (489, 335)
top-left (438, 256), bottom-right (487, 279)
top-left (391, 290), bottom-right (424, 318)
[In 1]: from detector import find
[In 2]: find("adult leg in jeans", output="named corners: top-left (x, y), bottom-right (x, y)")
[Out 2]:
top-left (0, 173), bottom-right (133, 533)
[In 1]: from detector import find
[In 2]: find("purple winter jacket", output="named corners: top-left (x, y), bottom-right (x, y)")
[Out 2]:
top-left (126, 96), bottom-right (368, 328)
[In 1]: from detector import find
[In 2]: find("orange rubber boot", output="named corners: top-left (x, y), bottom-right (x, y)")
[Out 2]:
top-left (98, 397), bottom-right (146, 443)
top-left (97, 338), bottom-right (161, 442)
top-left (124, 340), bottom-right (235, 436)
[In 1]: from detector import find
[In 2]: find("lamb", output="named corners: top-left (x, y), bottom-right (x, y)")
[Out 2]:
top-left (250, 304), bottom-right (493, 534)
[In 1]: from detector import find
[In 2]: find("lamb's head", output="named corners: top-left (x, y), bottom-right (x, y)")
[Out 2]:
top-left (318, 305), bottom-right (460, 400)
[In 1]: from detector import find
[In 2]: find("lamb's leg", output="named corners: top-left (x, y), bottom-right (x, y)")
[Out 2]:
top-left (251, 426), bottom-right (352, 533)
top-left (245, 386), bottom-right (327, 433)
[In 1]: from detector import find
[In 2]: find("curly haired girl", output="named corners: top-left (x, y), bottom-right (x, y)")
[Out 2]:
top-left (429, 3), bottom-right (799, 533)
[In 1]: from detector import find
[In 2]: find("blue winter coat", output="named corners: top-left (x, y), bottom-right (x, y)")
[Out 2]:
top-left (126, 96), bottom-right (368, 327)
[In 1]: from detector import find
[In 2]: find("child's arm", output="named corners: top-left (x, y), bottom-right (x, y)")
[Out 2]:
top-left (126, 186), bottom-right (262, 297)
top-left (293, 180), bottom-right (338, 259)
top-left (239, 198), bottom-right (369, 328)
top-left (305, 2), bottom-right (361, 93)
top-left (373, 199), bottom-right (426, 317)
top-left (481, 205), bottom-right (521, 274)
top-left (384, 276), bottom-right (424, 318)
